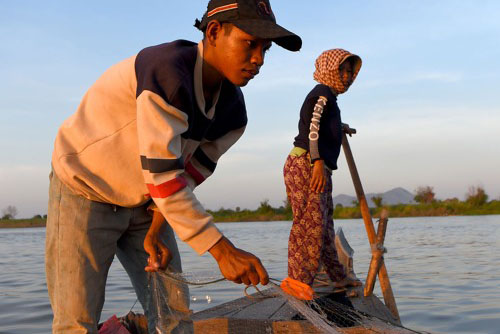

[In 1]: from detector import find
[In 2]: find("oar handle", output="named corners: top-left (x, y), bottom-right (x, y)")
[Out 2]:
top-left (342, 123), bottom-right (357, 135)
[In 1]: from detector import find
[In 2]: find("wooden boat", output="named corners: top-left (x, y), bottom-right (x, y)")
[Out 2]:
top-left (109, 277), bottom-right (414, 334)
top-left (191, 228), bottom-right (413, 334)
top-left (104, 228), bottom-right (417, 334)
top-left (107, 279), bottom-right (413, 334)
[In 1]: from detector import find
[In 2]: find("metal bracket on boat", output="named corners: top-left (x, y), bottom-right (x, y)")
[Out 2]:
top-left (370, 243), bottom-right (387, 254)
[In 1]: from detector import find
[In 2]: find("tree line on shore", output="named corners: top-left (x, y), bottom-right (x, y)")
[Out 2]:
top-left (207, 185), bottom-right (500, 221)
top-left (1, 185), bottom-right (499, 226)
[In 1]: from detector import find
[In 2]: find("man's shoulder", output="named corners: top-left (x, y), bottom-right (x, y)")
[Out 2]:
top-left (137, 40), bottom-right (197, 64)
top-left (135, 40), bottom-right (198, 100)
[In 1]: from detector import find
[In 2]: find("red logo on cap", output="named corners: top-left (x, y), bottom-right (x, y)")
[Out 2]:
top-left (256, 1), bottom-right (272, 16)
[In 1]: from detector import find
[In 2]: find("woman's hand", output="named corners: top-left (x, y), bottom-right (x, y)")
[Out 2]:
top-left (310, 160), bottom-right (326, 193)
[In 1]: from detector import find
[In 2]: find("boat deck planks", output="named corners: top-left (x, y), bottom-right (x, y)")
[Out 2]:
top-left (348, 286), bottom-right (401, 325)
top-left (192, 285), bottom-right (414, 334)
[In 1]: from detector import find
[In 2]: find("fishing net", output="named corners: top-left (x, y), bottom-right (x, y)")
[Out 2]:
top-left (272, 283), bottom-right (429, 334)
top-left (102, 226), bottom-right (428, 334)
top-left (151, 269), bottom-right (359, 334)
top-left (103, 269), bottom-right (425, 334)
top-left (149, 271), bottom-right (195, 334)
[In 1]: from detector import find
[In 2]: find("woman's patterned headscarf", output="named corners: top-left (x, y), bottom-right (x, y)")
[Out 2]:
top-left (313, 48), bottom-right (362, 95)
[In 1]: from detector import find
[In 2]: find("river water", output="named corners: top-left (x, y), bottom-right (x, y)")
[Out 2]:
top-left (1, 215), bottom-right (499, 334)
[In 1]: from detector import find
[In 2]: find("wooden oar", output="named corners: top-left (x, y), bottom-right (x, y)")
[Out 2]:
top-left (341, 126), bottom-right (400, 321)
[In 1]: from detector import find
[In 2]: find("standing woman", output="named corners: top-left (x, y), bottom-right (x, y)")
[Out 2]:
top-left (282, 49), bottom-right (362, 299)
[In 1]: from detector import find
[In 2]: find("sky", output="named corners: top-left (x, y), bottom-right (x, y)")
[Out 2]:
top-left (1, 1), bottom-right (499, 218)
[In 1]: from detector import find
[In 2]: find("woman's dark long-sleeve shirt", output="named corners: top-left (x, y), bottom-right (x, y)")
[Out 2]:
top-left (293, 84), bottom-right (342, 170)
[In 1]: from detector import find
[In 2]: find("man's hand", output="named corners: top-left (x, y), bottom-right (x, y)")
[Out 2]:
top-left (310, 160), bottom-right (326, 193)
top-left (209, 237), bottom-right (269, 286)
top-left (144, 211), bottom-right (172, 272)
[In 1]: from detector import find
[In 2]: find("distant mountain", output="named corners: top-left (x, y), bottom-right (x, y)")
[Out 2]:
top-left (332, 193), bottom-right (359, 207)
top-left (332, 187), bottom-right (415, 207)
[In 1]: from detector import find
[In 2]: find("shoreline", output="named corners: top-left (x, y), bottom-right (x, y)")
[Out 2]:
top-left (3, 210), bottom-right (500, 229)
top-left (0, 218), bottom-right (47, 228)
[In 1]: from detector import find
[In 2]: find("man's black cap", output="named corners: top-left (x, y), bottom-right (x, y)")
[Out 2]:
top-left (195, 0), bottom-right (302, 52)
